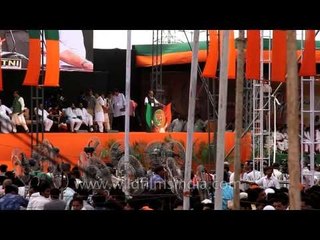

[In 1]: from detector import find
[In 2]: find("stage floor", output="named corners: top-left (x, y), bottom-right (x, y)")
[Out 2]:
top-left (0, 132), bottom-right (251, 170)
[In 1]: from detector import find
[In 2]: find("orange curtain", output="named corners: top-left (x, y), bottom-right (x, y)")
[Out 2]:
top-left (228, 30), bottom-right (236, 79)
top-left (299, 30), bottom-right (316, 76)
top-left (246, 30), bottom-right (260, 79)
top-left (271, 30), bottom-right (287, 82)
top-left (202, 30), bottom-right (219, 78)
top-left (23, 38), bottom-right (41, 86)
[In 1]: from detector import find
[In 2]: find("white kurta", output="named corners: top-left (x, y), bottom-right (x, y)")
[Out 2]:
top-left (74, 108), bottom-right (93, 126)
top-left (11, 97), bottom-right (28, 132)
top-left (36, 108), bottom-right (53, 131)
top-left (94, 96), bottom-right (105, 122)
top-left (112, 93), bottom-right (126, 117)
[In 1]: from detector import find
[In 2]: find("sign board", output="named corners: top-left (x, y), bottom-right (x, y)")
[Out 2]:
top-left (1, 58), bottom-right (22, 69)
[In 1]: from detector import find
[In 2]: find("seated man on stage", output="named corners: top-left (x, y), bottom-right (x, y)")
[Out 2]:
top-left (74, 103), bottom-right (94, 132)
top-left (34, 103), bottom-right (53, 132)
top-left (63, 103), bottom-right (82, 133)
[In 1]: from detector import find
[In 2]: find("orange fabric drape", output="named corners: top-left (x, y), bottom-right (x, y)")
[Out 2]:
top-left (228, 30), bottom-right (236, 79)
top-left (271, 30), bottom-right (287, 82)
top-left (246, 30), bottom-right (260, 79)
top-left (43, 40), bottom-right (60, 87)
top-left (299, 30), bottom-right (316, 76)
top-left (22, 38), bottom-right (41, 86)
top-left (202, 30), bottom-right (219, 78)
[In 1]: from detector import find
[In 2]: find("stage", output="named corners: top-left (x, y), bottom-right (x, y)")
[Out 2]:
top-left (0, 132), bottom-right (251, 170)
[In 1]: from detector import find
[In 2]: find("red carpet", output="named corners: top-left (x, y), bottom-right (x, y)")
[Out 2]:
top-left (0, 132), bottom-right (251, 170)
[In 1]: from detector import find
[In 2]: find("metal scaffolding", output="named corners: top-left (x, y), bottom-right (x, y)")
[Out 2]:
top-left (151, 30), bottom-right (164, 103)
top-left (300, 75), bottom-right (319, 186)
top-left (252, 30), bottom-right (272, 173)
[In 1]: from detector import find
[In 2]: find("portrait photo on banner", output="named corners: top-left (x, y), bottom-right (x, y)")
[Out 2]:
top-left (0, 30), bottom-right (94, 72)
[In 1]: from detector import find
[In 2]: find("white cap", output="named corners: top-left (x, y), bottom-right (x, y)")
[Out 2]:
top-left (240, 192), bottom-right (248, 199)
top-left (263, 205), bottom-right (275, 210)
top-left (201, 199), bottom-right (212, 204)
top-left (264, 188), bottom-right (275, 195)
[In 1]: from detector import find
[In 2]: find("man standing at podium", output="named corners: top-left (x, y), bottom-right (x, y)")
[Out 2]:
top-left (144, 90), bottom-right (164, 132)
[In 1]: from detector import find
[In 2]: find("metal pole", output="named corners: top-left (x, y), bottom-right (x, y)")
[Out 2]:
top-left (214, 30), bottom-right (230, 210)
top-left (286, 30), bottom-right (301, 210)
top-left (273, 98), bottom-right (277, 163)
top-left (233, 30), bottom-right (245, 210)
top-left (124, 30), bottom-right (132, 199)
top-left (183, 30), bottom-right (200, 210)
top-left (309, 76), bottom-right (315, 185)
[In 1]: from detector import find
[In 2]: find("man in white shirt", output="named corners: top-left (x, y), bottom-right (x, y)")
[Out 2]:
top-left (35, 103), bottom-right (53, 132)
top-left (0, 99), bottom-right (13, 133)
top-left (112, 89), bottom-right (126, 131)
top-left (94, 93), bottom-right (105, 133)
top-left (74, 103), bottom-right (94, 132)
top-left (255, 166), bottom-right (280, 189)
top-left (169, 114), bottom-right (185, 132)
top-left (64, 103), bottom-right (82, 132)
top-left (26, 183), bottom-right (51, 210)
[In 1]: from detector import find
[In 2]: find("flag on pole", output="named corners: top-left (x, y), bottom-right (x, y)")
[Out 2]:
top-left (43, 30), bottom-right (60, 87)
top-left (163, 102), bottom-right (172, 129)
top-left (22, 30), bottom-right (41, 86)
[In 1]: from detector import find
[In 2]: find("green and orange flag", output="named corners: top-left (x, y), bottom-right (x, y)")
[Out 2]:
top-left (23, 30), bottom-right (60, 87)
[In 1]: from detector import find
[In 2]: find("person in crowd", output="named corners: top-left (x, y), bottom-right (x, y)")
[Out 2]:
top-left (43, 188), bottom-right (66, 210)
top-left (0, 99), bottom-right (13, 133)
top-left (27, 182), bottom-right (51, 210)
top-left (0, 184), bottom-right (28, 210)
top-left (11, 91), bottom-right (29, 133)
top-left (255, 166), bottom-right (280, 189)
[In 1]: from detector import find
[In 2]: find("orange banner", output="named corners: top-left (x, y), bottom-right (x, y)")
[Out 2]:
top-left (271, 30), bottom-right (287, 82)
top-left (202, 30), bottom-right (219, 78)
top-left (299, 30), bottom-right (316, 76)
top-left (228, 30), bottom-right (236, 79)
top-left (246, 30), bottom-right (260, 79)
top-left (23, 39), bottom-right (41, 86)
